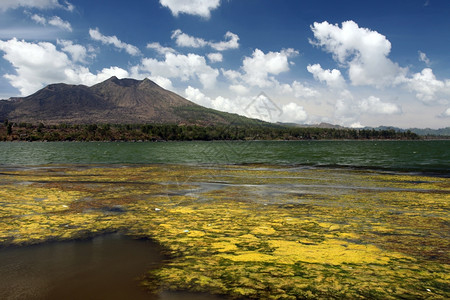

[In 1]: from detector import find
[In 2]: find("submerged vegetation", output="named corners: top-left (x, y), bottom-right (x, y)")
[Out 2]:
top-left (0, 121), bottom-right (419, 141)
top-left (0, 164), bottom-right (448, 299)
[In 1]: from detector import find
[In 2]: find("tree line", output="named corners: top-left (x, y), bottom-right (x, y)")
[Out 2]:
top-left (0, 121), bottom-right (420, 142)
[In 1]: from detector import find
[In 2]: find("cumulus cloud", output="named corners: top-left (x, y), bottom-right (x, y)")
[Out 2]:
top-left (0, 38), bottom-right (128, 95)
top-left (171, 29), bottom-right (208, 48)
top-left (210, 31), bottom-right (239, 51)
top-left (30, 14), bottom-right (72, 31)
top-left (333, 92), bottom-right (402, 126)
top-left (310, 20), bottom-right (405, 88)
top-left (227, 48), bottom-right (298, 88)
top-left (0, 0), bottom-right (74, 11)
top-left (281, 102), bottom-right (308, 123)
top-left (358, 96), bottom-right (401, 115)
top-left (57, 39), bottom-right (91, 63)
top-left (185, 86), bottom-right (242, 114)
top-left (146, 42), bottom-right (176, 55)
top-left (185, 86), bottom-right (308, 123)
top-left (89, 28), bottom-right (141, 56)
top-left (207, 52), bottom-right (223, 63)
top-left (159, 0), bottom-right (220, 18)
top-left (406, 68), bottom-right (450, 103)
top-left (148, 76), bottom-right (174, 90)
top-left (291, 81), bottom-right (320, 98)
top-left (171, 29), bottom-right (239, 51)
top-left (138, 52), bottom-right (219, 89)
top-left (229, 84), bottom-right (249, 95)
top-left (307, 63), bottom-right (345, 89)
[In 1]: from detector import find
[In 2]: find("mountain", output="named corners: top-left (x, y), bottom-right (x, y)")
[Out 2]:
top-left (0, 77), bottom-right (264, 126)
top-left (371, 126), bottom-right (450, 137)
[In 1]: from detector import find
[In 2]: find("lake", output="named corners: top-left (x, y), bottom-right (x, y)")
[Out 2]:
top-left (0, 140), bottom-right (449, 174)
top-left (0, 140), bottom-right (448, 299)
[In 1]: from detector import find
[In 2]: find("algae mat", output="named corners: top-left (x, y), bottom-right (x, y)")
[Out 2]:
top-left (0, 164), bottom-right (449, 299)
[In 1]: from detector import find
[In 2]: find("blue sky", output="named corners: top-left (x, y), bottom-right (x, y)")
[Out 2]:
top-left (0, 0), bottom-right (449, 128)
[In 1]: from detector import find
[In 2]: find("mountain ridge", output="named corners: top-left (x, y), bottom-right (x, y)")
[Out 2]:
top-left (0, 76), bottom-right (264, 126)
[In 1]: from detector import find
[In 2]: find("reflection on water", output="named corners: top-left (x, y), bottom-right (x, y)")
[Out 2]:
top-left (0, 234), bottom-right (223, 300)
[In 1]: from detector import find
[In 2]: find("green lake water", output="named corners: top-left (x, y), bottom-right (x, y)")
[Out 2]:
top-left (0, 140), bottom-right (449, 175)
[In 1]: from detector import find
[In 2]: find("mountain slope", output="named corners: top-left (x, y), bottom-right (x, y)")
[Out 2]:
top-left (0, 77), bottom-right (263, 126)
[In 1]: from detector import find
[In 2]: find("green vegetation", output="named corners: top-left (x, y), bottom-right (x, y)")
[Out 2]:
top-left (0, 122), bottom-right (419, 141)
top-left (0, 164), bottom-right (448, 299)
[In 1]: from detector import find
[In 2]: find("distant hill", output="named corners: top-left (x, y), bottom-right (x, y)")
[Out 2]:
top-left (370, 126), bottom-right (450, 137)
top-left (0, 76), bottom-right (265, 126)
top-left (280, 122), bottom-right (449, 137)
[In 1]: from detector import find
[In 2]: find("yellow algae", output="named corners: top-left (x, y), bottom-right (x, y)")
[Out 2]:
top-left (267, 239), bottom-right (404, 265)
top-left (220, 251), bottom-right (275, 262)
top-left (211, 241), bottom-right (238, 252)
top-left (0, 164), bottom-right (448, 299)
top-left (251, 225), bottom-right (277, 235)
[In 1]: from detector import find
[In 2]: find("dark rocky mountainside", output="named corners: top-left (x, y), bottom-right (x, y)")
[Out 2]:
top-left (0, 76), bottom-right (260, 125)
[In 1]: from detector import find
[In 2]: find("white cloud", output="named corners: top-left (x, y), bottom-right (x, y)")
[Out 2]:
top-left (406, 68), bottom-right (450, 103)
top-left (185, 86), bottom-right (213, 108)
top-left (186, 86), bottom-right (308, 124)
top-left (310, 20), bottom-right (405, 88)
top-left (418, 51), bottom-right (431, 66)
top-left (229, 84), bottom-right (249, 95)
top-left (207, 52), bottom-right (223, 63)
top-left (350, 122), bottom-right (364, 128)
top-left (333, 91), bottom-right (402, 126)
top-left (171, 29), bottom-right (208, 48)
top-left (146, 42), bottom-right (176, 55)
top-left (291, 81), bottom-right (320, 98)
top-left (281, 102), bottom-right (308, 123)
top-left (159, 0), bottom-right (220, 18)
top-left (30, 14), bottom-right (72, 31)
top-left (89, 28), bottom-right (141, 56)
top-left (307, 63), bottom-right (345, 89)
top-left (221, 68), bottom-right (241, 82)
top-left (358, 96), bottom-right (401, 115)
top-left (440, 107), bottom-right (450, 118)
top-left (0, 0), bottom-right (74, 11)
top-left (0, 38), bottom-right (128, 95)
top-left (48, 16), bottom-right (72, 31)
top-left (210, 31), bottom-right (239, 51)
top-left (31, 14), bottom-right (47, 25)
top-left (171, 29), bottom-right (239, 51)
top-left (239, 48), bottom-right (298, 88)
top-left (138, 52), bottom-right (219, 89)
top-left (57, 39), bottom-right (92, 63)
top-left (148, 76), bottom-right (173, 90)
top-left (73, 66), bottom-right (129, 87)
top-left (185, 86), bottom-right (243, 114)
top-left (243, 92), bottom-right (283, 122)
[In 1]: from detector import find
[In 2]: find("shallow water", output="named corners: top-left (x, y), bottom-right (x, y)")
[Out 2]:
top-left (0, 233), bottom-right (224, 300)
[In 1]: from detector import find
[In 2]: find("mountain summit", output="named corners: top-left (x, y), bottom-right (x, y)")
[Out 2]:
top-left (0, 77), bottom-right (254, 125)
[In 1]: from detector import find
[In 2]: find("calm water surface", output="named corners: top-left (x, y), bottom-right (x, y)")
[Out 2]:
top-left (0, 140), bottom-right (449, 175)
top-left (0, 234), bottom-right (224, 300)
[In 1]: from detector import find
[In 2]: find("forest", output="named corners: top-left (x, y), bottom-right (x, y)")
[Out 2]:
top-left (0, 120), bottom-right (420, 141)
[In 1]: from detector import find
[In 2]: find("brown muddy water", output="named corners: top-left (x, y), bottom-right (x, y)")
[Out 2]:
top-left (0, 233), bottom-right (223, 300)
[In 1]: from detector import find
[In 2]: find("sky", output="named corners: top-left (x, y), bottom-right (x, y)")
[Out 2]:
top-left (0, 0), bottom-right (449, 129)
